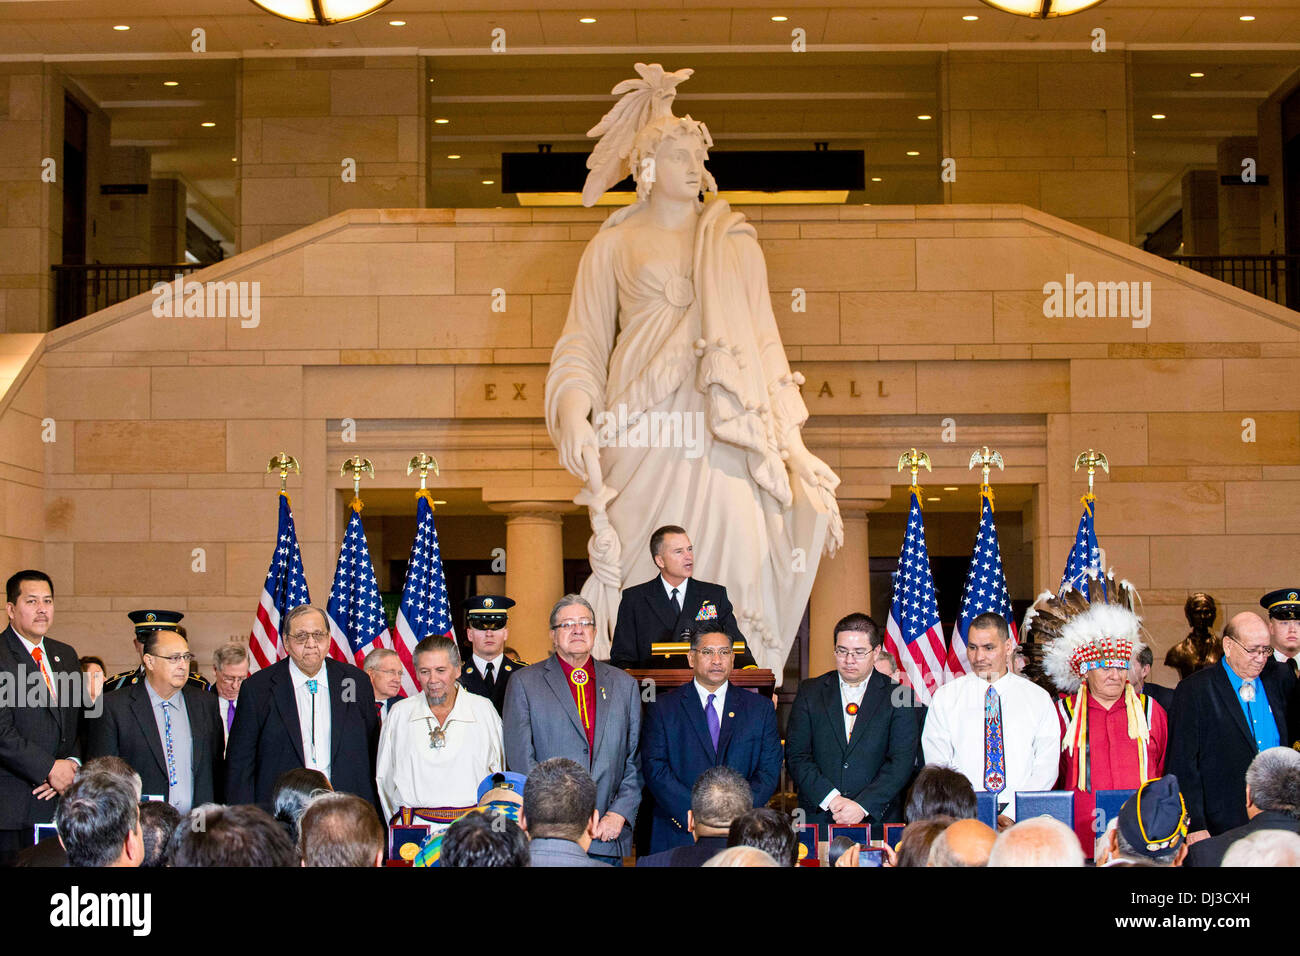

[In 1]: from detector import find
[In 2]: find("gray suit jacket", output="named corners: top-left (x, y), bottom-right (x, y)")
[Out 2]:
top-left (527, 837), bottom-right (612, 867)
top-left (503, 655), bottom-right (642, 858)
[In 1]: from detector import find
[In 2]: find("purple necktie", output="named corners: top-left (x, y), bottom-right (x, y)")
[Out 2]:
top-left (706, 693), bottom-right (720, 752)
top-left (225, 699), bottom-right (236, 733)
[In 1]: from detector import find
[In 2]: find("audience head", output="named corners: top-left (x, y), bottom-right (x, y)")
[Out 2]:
top-left (477, 770), bottom-right (527, 808)
top-left (1222, 612), bottom-right (1271, 682)
top-left (1221, 829), bottom-right (1300, 866)
top-left (649, 525), bottom-right (692, 582)
top-left (703, 845), bottom-right (778, 867)
top-left (1245, 747), bottom-right (1300, 818)
top-left (521, 757), bottom-right (598, 844)
top-left (442, 810), bottom-right (530, 867)
top-left (299, 793), bottom-right (386, 867)
top-left (413, 635), bottom-right (460, 706)
top-left (928, 818), bottom-right (997, 867)
top-left (138, 800), bottom-right (181, 867)
top-left (967, 612), bottom-right (1011, 681)
top-left (689, 766), bottom-right (753, 837)
top-left (874, 652), bottom-right (897, 678)
top-left (827, 835), bottom-right (858, 867)
top-left (281, 604), bottom-right (330, 677)
top-left (55, 771), bottom-right (143, 868)
top-left (169, 804), bottom-right (299, 867)
top-left (79, 755), bottom-right (143, 799)
top-left (7, 569), bottom-right (54, 642)
top-left (211, 641), bottom-right (249, 701)
top-left (905, 765), bottom-right (977, 823)
top-left (1111, 775), bottom-right (1188, 866)
top-left (548, 594), bottom-right (596, 665)
top-left (832, 612), bottom-right (882, 685)
top-left (727, 808), bottom-right (798, 867)
top-left (272, 767), bottom-right (333, 843)
top-left (895, 817), bottom-right (953, 868)
top-left (988, 816), bottom-right (1083, 867)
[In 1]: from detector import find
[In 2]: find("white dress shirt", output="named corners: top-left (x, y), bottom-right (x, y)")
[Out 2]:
top-left (17, 632), bottom-right (57, 704)
top-left (818, 673), bottom-right (872, 811)
top-left (288, 659), bottom-right (332, 780)
top-left (693, 679), bottom-right (728, 728)
top-left (218, 697), bottom-right (236, 742)
top-left (473, 652), bottom-right (504, 680)
top-left (661, 575), bottom-right (689, 611)
top-left (921, 671), bottom-right (1059, 820)
top-left (376, 685), bottom-right (505, 819)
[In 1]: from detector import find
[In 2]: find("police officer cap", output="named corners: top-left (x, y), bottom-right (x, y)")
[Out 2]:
top-left (127, 609), bottom-right (185, 638)
top-left (466, 595), bottom-right (514, 630)
top-left (476, 771), bottom-right (527, 804)
top-left (1118, 775), bottom-right (1188, 859)
top-left (1260, 588), bottom-right (1300, 621)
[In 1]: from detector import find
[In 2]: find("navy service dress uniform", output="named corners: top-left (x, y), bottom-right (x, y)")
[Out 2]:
top-left (458, 595), bottom-right (526, 714)
top-left (103, 610), bottom-right (211, 693)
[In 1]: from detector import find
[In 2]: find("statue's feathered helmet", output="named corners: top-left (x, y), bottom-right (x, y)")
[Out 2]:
top-left (1023, 571), bottom-right (1146, 694)
top-left (582, 63), bottom-right (717, 207)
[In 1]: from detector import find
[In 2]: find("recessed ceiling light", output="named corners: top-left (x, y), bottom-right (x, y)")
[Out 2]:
top-left (434, 118), bottom-right (450, 124)
top-left (432, 500), bottom-right (447, 505)
top-left (388, 20), bottom-right (406, 26)
top-left (1189, 72), bottom-right (1205, 78)
top-left (771, 15), bottom-right (788, 22)
top-left (926, 497), bottom-right (941, 502)
top-left (201, 121), bottom-right (216, 127)
top-left (112, 24), bottom-right (130, 31)
top-left (906, 150), bottom-right (920, 156)
top-left (163, 80), bottom-right (179, 87)
top-left (447, 154), bottom-right (461, 159)
top-left (917, 114), bottom-right (933, 120)
top-left (871, 176), bottom-right (882, 182)
top-left (943, 486), bottom-right (959, 491)
top-left (231, 156), bottom-right (238, 162)
top-left (482, 179), bottom-right (495, 185)
top-left (962, 14), bottom-right (979, 20)
top-left (579, 17), bottom-right (597, 23)
top-left (1239, 15), bottom-right (1256, 21)
top-left (1151, 113), bottom-right (1166, 120)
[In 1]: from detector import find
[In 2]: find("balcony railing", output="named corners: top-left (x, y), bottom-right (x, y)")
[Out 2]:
top-left (1166, 255), bottom-right (1300, 311)
top-left (52, 263), bottom-right (198, 328)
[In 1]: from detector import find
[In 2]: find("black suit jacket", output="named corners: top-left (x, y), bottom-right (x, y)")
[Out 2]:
top-left (1143, 681), bottom-right (1174, 715)
top-left (1184, 809), bottom-right (1300, 867)
top-left (458, 655), bottom-right (526, 715)
top-left (1167, 660), bottom-right (1289, 835)
top-left (610, 577), bottom-right (754, 669)
top-left (86, 680), bottom-right (225, 807)
top-left (785, 670), bottom-right (918, 825)
top-left (635, 834), bottom-right (729, 867)
top-left (0, 626), bottom-right (82, 831)
top-left (224, 657), bottom-right (380, 810)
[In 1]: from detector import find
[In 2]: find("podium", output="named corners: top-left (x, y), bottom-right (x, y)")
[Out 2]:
top-left (624, 668), bottom-right (776, 700)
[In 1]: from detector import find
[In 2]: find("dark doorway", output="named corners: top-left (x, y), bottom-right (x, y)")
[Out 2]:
top-left (1283, 84), bottom-right (1300, 307)
top-left (61, 97), bottom-right (88, 266)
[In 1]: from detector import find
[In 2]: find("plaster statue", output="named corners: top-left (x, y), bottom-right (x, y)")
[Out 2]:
top-left (545, 64), bottom-right (843, 672)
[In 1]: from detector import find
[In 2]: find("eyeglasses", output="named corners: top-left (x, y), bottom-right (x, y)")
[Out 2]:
top-left (834, 647), bottom-right (876, 660)
top-left (552, 619), bottom-right (594, 632)
top-left (148, 652), bottom-right (195, 664)
top-left (692, 647), bottom-right (734, 660)
top-left (286, 631), bottom-right (329, 647)
top-left (1225, 634), bottom-right (1272, 659)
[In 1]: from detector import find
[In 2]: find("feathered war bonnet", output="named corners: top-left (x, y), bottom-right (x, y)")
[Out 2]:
top-left (1022, 570), bottom-right (1146, 694)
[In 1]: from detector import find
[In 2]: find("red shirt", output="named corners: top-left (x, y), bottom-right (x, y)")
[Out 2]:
top-left (557, 655), bottom-right (597, 761)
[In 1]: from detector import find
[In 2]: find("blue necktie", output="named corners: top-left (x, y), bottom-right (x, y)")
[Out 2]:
top-left (706, 693), bottom-right (720, 752)
top-left (983, 685), bottom-right (1006, 795)
top-left (307, 679), bottom-right (318, 762)
top-left (161, 700), bottom-right (179, 788)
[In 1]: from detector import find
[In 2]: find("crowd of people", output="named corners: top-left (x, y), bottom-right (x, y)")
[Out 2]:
top-left (2, 524), bottom-right (1299, 868)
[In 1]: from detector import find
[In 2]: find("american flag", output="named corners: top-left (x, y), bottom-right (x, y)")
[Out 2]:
top-left (884, 491), bottom-right (947, 705)
top-left (1060, 497), bottom-right (1105, 598)
top-left (946, 492), bottom-right (1017, 681)
top-left (326, 505), bottom-right (391, 668)
top-left (390, 491), bottom-right (453, 697)
top-left (249, 492), bottom-right (311, 672)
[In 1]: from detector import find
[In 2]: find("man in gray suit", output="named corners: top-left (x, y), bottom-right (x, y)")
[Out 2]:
top-left (504, 594), bottom-right (642, 864)
top-left (521, 757), bottom-right (608, 867)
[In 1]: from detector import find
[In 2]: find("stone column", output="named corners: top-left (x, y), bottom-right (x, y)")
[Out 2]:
top-left (1217, 136), bottom-right (1260, 255)
top-left (808, 503), bottom-right (877, 680)
top-left (496, 504), bottom-right (567, 665)
top-left (1180, 169), bottom-right (1219, 255)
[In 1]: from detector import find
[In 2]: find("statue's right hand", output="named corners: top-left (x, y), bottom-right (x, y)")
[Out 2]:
top-left (556, 394), bottom-right (599, 482)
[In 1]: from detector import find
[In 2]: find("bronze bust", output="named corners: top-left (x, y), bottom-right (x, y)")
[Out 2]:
top-left (1164, 592), bottom-right (1222, 680)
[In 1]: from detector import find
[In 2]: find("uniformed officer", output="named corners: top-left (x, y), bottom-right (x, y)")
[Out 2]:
top-left (103, 610), bottom-right (211, 693)
top-left (1260, 589), bottom-right (1300, 699)
top-left (458, 596), bottom-right (525, 714)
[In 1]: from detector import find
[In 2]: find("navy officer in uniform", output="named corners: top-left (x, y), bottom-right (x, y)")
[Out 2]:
top-left (458, 596), bottom-right (526, 714)
top-left (103, 610), bottom-right (211, 693)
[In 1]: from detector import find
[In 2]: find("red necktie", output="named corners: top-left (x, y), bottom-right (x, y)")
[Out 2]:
top-left (31, 646), bottom-right (54, 700)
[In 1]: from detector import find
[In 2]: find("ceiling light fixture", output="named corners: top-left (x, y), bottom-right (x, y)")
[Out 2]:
top-left (434, 117), bottom-right (450, 124)
top-left (943, 486), bottom-right (959, 491)
top-left (963, 14), bottom-right (980, 20)
top-left (388, 20), bottom-right (405, 26)
top-left (201, 121), bottom-right (216, 127)
top-left (976, 0), bottom-right (1108, 18)
top-left (1189, 72), bottom-right (1204, 78)
top-left (871, 176), bottom-right (882, 182)
top-left (248, 1), bottom-right (396, 26)
top-left (482, 179), bottom-right (495, 185)
top-left (579, 17), bottom-right (597, 23)
top-left (906, 150), bottom-right (920, 156)
top-left (917, 114), bottom-right (933, 120)
top-left (113, 24), bottom-right (130, 31)
top-left (771, 15), bottom-right (788, 22)
top-left (1151, 113), bottom-right (1166, 120)
top-left (163, 80), bottom-right (179, 87)
top-left (447, 154), bottom-right (461, 159)
top-left (1239, 15), bottom-right (1256, 21)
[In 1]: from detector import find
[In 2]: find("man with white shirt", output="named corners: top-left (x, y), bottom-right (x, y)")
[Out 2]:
top-left (458, 595), bottom-right (527, 715)
top-left (786, 612), bottom-right (919, 830)
top-left (210, 641), bottom-right (248, 753)
top-left (641, 621), bottom-right (782, 853)
top-left (364, 647), bottom-right (405, 719)
top-left (0, 570), bottom-right (84, 864)
top-left (226, 604), bottom-right (380, 812)
top-left (377, 635), bottom-right (505, 818)
top-left (922, 612), bottom-right (1059, 829)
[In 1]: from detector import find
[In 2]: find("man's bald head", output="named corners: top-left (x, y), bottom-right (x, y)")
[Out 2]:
top-left (1224, 611), bottom-right (1272, 681)
top-left (928, 818), bottom-right (997, 867)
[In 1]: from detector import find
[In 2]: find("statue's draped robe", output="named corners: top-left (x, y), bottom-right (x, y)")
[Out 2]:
top-left (546, 198), bottom-right (833, 671)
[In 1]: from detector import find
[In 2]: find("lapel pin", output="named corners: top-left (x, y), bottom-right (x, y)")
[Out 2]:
top-left (53, 656), bottom-right (61, 663)
top-left (601, 687), bottom-right (607, 700)
top-left (728, 711), bottom-right (735, 718)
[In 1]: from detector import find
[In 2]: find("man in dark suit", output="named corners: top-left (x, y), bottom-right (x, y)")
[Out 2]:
top-left (362, 647), bottom-right (404, 720)
top-left (641, 621), bottom-right (781, 852)
top-left (637, 766), bottom-right (752, 867)
top-left (1129, 644), bottom-right (1174, 715)
top-left (458, 595), bottom-right (527, 714)
top-left (1168, 611), bottom-right (1290, 839)
top-left (609, 525), bottom-right (754, 669)
top-left (225, 604), bottom-right (380, 812)
top-left (504, 594), bottom-right (642, 864)
top-left (87, 624), bottom-right (224, 812)
top-left (786, 612), bottom-right (919, 830)
top-left (1185, 746), bottom-right (1300, 867)
top-left (0, 570), bottom-right (84, 864)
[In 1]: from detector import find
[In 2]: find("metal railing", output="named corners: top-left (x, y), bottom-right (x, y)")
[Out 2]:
top-left (1166, 255), bottom-right (1299, 310)
top-left (52, 263), bottom-right (198, 328)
